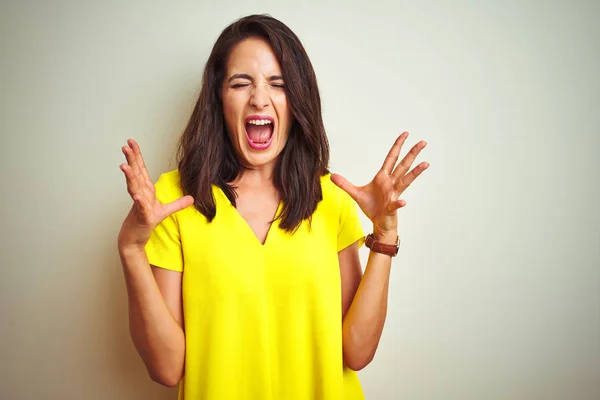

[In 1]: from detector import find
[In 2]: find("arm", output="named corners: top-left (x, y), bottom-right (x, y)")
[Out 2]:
top-left (332, 131), bottom-right (429, 371)
top-left (119, 246), bottom-right (185, 387)
top-left (118, 138), bottom-right (194, 386)
top-left (339, 231), bottom-right (396, 371)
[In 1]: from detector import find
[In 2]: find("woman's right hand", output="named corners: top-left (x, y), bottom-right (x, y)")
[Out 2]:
top-left (118, 139), bottom-right (194, 251)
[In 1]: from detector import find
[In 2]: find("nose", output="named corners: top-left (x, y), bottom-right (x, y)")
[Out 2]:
top-left (249, 84), bottom-right (270, 110)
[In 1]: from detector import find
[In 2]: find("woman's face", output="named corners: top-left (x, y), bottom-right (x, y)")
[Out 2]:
top-left (221, 37), bottom-right (293, 170)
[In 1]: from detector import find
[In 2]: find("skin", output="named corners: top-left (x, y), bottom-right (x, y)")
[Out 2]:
top-left (332, 132), bottom-right (429, 369)
top-left (220, 37), bottom-right (293, 243)
top-left (222, 36), bottom-right (293, 174)
top-left (117, 37), bottom-right (429, 386)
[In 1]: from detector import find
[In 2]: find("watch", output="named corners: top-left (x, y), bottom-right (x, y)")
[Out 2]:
top-left (365, 233), bottom-right (400, 257)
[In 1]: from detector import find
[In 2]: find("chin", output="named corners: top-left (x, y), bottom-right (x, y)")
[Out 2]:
top-left (240, 148), bottom-right (280, 169)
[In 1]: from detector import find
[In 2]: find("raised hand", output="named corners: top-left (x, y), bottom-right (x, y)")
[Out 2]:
top-left (118, 139), bottom-right (194, 250)
top-left (331, 132), bottom-right (428, 235)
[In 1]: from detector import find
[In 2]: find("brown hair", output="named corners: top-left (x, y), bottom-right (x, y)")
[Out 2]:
top-left (176, 14), bottom-right (330, 232)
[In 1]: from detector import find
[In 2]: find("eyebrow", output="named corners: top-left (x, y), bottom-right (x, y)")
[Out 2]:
top-left (227, 74), bottom-right (284, 83)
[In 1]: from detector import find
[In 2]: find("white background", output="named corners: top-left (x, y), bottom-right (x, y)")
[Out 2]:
top-left (1, 0), bottom-right (599, 399)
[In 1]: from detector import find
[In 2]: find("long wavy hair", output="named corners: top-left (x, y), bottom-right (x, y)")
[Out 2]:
top-left (176, 14), bottom-right (330, 232)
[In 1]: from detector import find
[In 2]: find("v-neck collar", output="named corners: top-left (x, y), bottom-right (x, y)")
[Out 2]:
top-left (214, 185), bottom-right (282, 247)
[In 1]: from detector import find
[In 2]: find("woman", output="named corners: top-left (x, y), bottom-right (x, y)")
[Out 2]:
top-left (118, 14), bottom-right (428, 400)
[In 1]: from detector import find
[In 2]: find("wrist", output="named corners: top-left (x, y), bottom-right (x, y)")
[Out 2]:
top-left (372, 228), bottom-right (398, 244)
top-left (372, 216), bottom-right (397, 241)
top-left (365, 231), bottom-right (399, 257)
top-left (118, 241), bottom-right (147, 259)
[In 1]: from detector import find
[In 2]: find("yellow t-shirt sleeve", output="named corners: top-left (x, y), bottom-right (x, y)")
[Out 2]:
top-left (336, 184), bottom-right (365, 252)
top-left (144, 172), bottom-right (184, 272)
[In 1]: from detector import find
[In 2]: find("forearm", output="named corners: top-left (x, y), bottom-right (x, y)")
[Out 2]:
top-left (341, 231), bottom-right (396, 370)
top-left (119, 246), bottom-right (185, 386)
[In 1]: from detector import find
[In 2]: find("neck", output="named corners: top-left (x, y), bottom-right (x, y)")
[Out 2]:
top-left (233, 163), bottom-right (277, 189)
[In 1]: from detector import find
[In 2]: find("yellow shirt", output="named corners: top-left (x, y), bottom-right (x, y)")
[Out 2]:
top-left (145, 170), bottom-right (365, 400)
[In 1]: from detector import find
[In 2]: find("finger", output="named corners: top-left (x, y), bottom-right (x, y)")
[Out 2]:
top-left (122, 145), bottom-right (141, 194)
top-left (123, 141), bottom-right (141, 178)
top-left (129, 139), bottom-right (154, 190)
top-left (330, 173), bottom-right (359, 202)
top-left (381, 132), bottom-right (408, 174)
top-left (389, 199), bottom-right (406, 211)
top-left (120, 162), bottom-right (139, 198)
top-left (121, 164), bottom-right (153, 217)
top-left (121, 162), bottom-right (153, 215)
top-left (395, 161), bottom-right (429, 191)
top-left (163, 195), bottom-right (195, 217)
top-left (123, 142), bottom-right (154, 201)
top-left (392, 140), bottom-right (427, 180)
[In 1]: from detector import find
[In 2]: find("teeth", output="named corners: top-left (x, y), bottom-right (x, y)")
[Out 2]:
top-left (249, 137), bottom-right (271, 144)
top-left (247, 119), bottom-right (272, 125)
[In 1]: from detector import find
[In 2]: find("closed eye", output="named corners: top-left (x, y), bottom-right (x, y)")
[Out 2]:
top-left (229, 82), bottom-right (285, 89)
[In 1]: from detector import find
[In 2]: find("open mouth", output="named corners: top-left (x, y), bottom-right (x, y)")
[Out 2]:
top-left (245, 118), bottom-right (274, 150)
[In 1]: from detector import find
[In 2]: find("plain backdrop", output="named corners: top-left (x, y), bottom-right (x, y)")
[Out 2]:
top-left (1, 0), bottom-right (599, 399)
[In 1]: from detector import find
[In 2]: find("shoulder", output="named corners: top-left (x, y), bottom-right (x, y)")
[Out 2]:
top-left (320, 172), bottom-right (352, 208)
top-left (154, 169), bottom-right (184, 203)
top-left (318, 172), bottom-right (356, 220)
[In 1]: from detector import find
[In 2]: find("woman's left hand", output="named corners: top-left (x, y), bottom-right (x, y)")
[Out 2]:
top-left (331, 131), bottom-right (429, 236)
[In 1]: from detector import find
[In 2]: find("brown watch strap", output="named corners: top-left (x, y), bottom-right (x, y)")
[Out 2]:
top-left (365, 233), bottom-right (399, 257)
